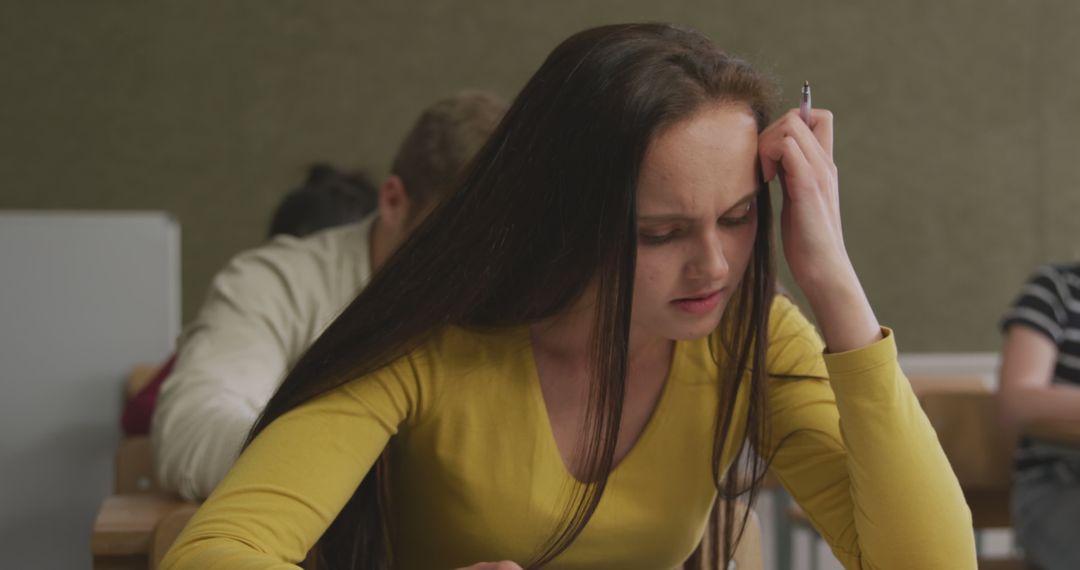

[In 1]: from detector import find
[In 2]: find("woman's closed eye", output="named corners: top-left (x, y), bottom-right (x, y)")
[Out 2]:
top-left (638, 226), bottom-right (684, 245)
top-left (639, 199), bottom-right (755, 244)
top-left (718, 201), bottom-right (754, 227)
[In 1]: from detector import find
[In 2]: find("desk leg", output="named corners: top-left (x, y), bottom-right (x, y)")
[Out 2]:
top-left (773, 488), bottom-right (792, 570)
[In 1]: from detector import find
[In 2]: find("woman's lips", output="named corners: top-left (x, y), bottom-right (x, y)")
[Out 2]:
top-left (671, 289), bottom-right (724, 315)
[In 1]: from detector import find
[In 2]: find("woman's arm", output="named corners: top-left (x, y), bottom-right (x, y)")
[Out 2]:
top-left (997, 324), bottom-right (1080, 442)
top-left (760, 102), bottom-right (980, 565)
top-left (758, 107), bottom-right (974, 567)
top-left (761, 297), bottom-right (976, 569)
top-left (160, 352), bottom-right (427, 569)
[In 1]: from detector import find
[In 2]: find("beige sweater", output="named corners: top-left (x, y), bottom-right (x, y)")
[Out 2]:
top-left (151, 214), bottom-right (375, 500)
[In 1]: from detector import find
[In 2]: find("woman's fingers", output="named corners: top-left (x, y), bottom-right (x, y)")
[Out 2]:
top-left (803, 108), bottom-right (834, 157)
top-left (769, 108), bottom-right (833, 160)
top-left (759, 109), bottom-right (836, 199)
top-left (759, 134), bottom-right (812, 190)
top-left (764, 111), bottom-right (830, 171)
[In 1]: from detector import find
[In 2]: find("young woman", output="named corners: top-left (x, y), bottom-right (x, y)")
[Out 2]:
top-left (162, 23), bottom-right (975, 570)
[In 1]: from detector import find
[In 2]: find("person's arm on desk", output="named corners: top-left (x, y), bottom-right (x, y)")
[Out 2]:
top-left (998, 325), bottom-right (1080, 442)
top-left (152, 246), bottom-right (310, 501)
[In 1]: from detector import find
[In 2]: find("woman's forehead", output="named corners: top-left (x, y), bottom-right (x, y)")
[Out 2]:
top-left (638, 105), bottom-right (759, 194)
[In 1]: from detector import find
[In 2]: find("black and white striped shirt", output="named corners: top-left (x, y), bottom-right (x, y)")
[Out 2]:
top-left (1001, 263), bottom-right (1080, 472)
top-left (1002, 264), bottom-right (1080, 386)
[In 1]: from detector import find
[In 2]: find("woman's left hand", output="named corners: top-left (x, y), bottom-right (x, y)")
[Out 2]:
top-left (759, 108), bottom-right (848, 292)
top-left (758, 108), bottom-right (881, 352)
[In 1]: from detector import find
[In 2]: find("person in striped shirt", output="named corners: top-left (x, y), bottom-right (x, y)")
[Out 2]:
top-left (999, 263), bottom-right (1080, 570)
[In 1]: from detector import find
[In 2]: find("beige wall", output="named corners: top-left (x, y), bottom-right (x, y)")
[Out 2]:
top-left (2, 1), bottom-right (1078, 351)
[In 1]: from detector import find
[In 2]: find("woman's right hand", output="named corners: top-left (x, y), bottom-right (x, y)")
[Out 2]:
top-left (454, 562), bottom-right (523, 570)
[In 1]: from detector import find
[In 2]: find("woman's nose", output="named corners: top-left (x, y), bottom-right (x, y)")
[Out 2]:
top-left (685, 231), bottom-right (729, 282)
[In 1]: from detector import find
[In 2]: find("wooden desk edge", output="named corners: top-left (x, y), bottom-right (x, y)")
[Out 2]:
top-left (1024, 420), bottom-right (1080, 446)
top-left (91, 494), bottom-right (196, 556)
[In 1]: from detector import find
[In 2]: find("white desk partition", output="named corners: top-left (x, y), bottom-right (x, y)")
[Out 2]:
top-left (898, 352), bottom-right (1001, 389)
top-left (0, 211), bottom-right (179, 568)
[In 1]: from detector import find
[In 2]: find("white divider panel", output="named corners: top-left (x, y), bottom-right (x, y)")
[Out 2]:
top-left (0, 210), bottom-right (179, 568)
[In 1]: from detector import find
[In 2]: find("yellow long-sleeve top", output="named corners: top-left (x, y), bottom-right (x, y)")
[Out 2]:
top-left (162, 296), bottom-right (976, 569)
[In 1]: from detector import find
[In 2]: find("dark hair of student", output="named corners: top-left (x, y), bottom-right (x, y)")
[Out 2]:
top-left (247, 23), bottom-right (778, 570)
top-left (267, 164), bottom-right (378, 239)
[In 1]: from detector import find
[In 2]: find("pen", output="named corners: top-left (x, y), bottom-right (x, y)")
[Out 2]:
top-left (800, 80), bottom-right (811, 125)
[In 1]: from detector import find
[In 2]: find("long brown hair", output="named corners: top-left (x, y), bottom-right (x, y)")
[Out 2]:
top-left (246, 22), bottom-right (778, 569)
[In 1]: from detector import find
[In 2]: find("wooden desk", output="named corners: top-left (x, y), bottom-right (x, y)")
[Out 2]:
top-left (126, 364), bottom-right (161, 399)
top-left (1025, 420), bottom-right (1080, 446)
top-left (908, 374), bottom-right (989, 397)
top-left (92, 494), bottom-right (194, 570)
